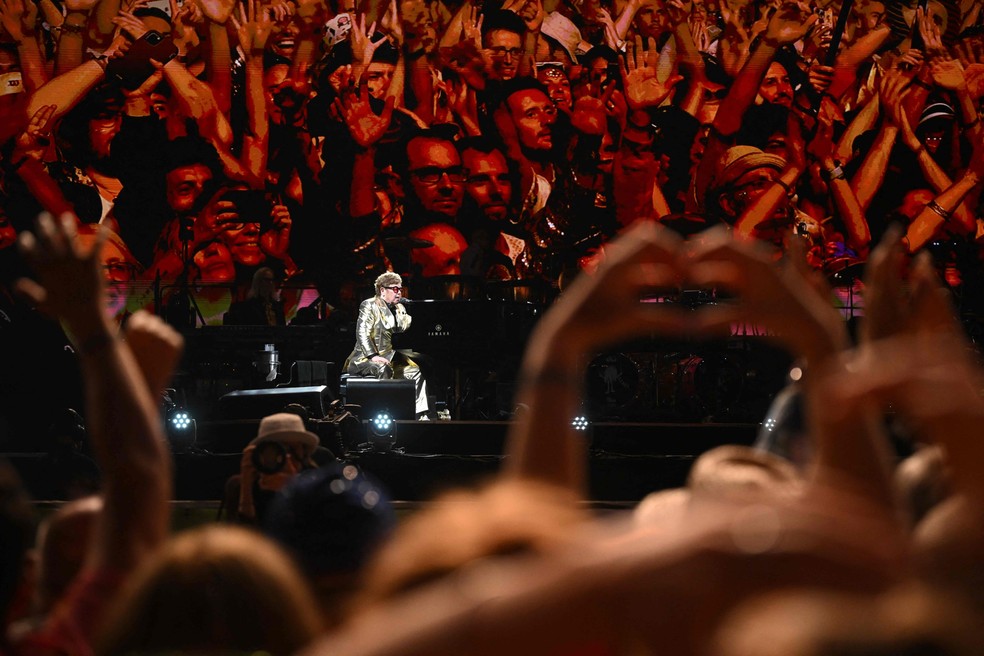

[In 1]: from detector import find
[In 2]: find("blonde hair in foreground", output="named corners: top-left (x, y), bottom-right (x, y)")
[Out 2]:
top-left (97, 525), bottom-right (322, 656)
top-left (353, 479), bottom-right (586, 611)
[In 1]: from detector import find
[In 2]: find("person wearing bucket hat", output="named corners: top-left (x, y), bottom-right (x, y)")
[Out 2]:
top-left (706, 145), bottom-right (800, 248)
top-left (538, 12), bottom-right (583, 66)
top-left (228, 412), bottom-right (325, 524)
top-left (249, 412), bottom-right (321, 452)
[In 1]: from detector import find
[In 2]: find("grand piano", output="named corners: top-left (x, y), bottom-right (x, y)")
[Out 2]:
top-left (391, 296), bottom-right (544, 418)
top-left (392, 299), bottom-right (541, 362)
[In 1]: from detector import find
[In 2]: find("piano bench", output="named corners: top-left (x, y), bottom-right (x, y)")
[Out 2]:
top-left (341, 376), bottom-right (416, 421)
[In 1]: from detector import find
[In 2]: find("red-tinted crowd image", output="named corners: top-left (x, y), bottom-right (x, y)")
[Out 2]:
top-left (4, 1), bottom-right (984, 654)
top-left (1, 0), bottom-right (982, 325)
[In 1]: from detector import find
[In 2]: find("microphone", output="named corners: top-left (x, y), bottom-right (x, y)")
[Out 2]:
top-left (396, 298), bottom-right (413, 305)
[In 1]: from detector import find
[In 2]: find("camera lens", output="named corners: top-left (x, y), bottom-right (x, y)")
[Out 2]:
top-left (252, 441), bottom-right (288, 474)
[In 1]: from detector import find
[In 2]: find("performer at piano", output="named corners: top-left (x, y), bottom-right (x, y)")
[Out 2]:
top-left (344, 272), bottom-right (432, 420)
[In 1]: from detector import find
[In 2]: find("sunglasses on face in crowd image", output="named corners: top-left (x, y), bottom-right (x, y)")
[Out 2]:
top-left (102, 261), bottom-right (138, 277)
top-left (703, 86), bottom-right (729, 101)
top-left (216, 218), bottom-right (260, 230)
top-left (409, 166), bottom-right (468, 185)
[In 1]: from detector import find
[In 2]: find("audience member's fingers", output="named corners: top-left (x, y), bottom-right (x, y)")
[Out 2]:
top-left (686, 257), bottom-right (745, 294)
top-left (59, 212), bottom-right (79, 244)
top-left (13, 277), bottom-right (48, 309)
top-left (16, 229), bottom-right (38, 260)
top-left (688, 303), bottom-right (746, 340)
top-left (909, 251), bottom-right (959, 337)
top-left (646, 36), bottom-right (658, 69)
top-left (860, 225), bottom-right (905, 343)
top-left (35, 212), bottom-right (62, 254)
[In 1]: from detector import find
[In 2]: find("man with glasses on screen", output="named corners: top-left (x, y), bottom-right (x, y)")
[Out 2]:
top-left (481, 10), bottom-right (528, 82)
top-left (344, 272), bottom-right (432, 420)
top-left (387, 131), bottom-right (470, 280)
top-left (400, 132), bottom-right (468, 228)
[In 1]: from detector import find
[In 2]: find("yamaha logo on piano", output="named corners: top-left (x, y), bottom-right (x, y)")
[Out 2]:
top-left (427, 323), bottom-right (451, 337)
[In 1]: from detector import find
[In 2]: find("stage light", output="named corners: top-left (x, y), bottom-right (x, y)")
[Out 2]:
top-left (370, 412), bottom-right (394, 437)
top-left (572, 416), bottom-right (590, 431)
top-left (165, 407), bottom-right (197, 451)
top-left (367, 411), bottom-right (397, 452)
top-left (170, 411), bottom-right (193, 430)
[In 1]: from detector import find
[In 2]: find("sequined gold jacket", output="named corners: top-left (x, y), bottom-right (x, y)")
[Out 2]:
top-left (345, 297), bottom-right (412, 369)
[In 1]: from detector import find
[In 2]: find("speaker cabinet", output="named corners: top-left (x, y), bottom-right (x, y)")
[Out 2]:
top-left (343, 378), bottom-right (415, 420)
top-left (219, 385), bottom-right (333, 420)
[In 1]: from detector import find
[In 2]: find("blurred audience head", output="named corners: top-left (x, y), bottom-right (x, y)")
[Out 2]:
top-left (263, 464), bottom-right (395, 626)
top-left (353, 479), bottom-right (586, 611)
top-left (0, 461), bottom-right (33, 625)
top-left (687, 445), bottom-right (805, 503)
top-left (98, 525), bottom-right (322, 656)
top-left (34, 496), bottom-right (101, 614)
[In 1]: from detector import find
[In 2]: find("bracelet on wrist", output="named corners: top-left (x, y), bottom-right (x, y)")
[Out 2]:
top-left (822, 165), bottom-right (845, 182)
top-left (927, 200), bottom-right (952, 222)
top-left (61, 21), bottom-right (85, 35)
top-left (773, 178), bottom-right (793, 196)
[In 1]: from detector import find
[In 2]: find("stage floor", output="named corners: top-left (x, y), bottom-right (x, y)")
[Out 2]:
top-left (5, 419), bottom-right (760, 504)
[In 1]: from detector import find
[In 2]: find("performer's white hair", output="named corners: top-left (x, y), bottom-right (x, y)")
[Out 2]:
top-left (374, 271), bottom-right (403, 295)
